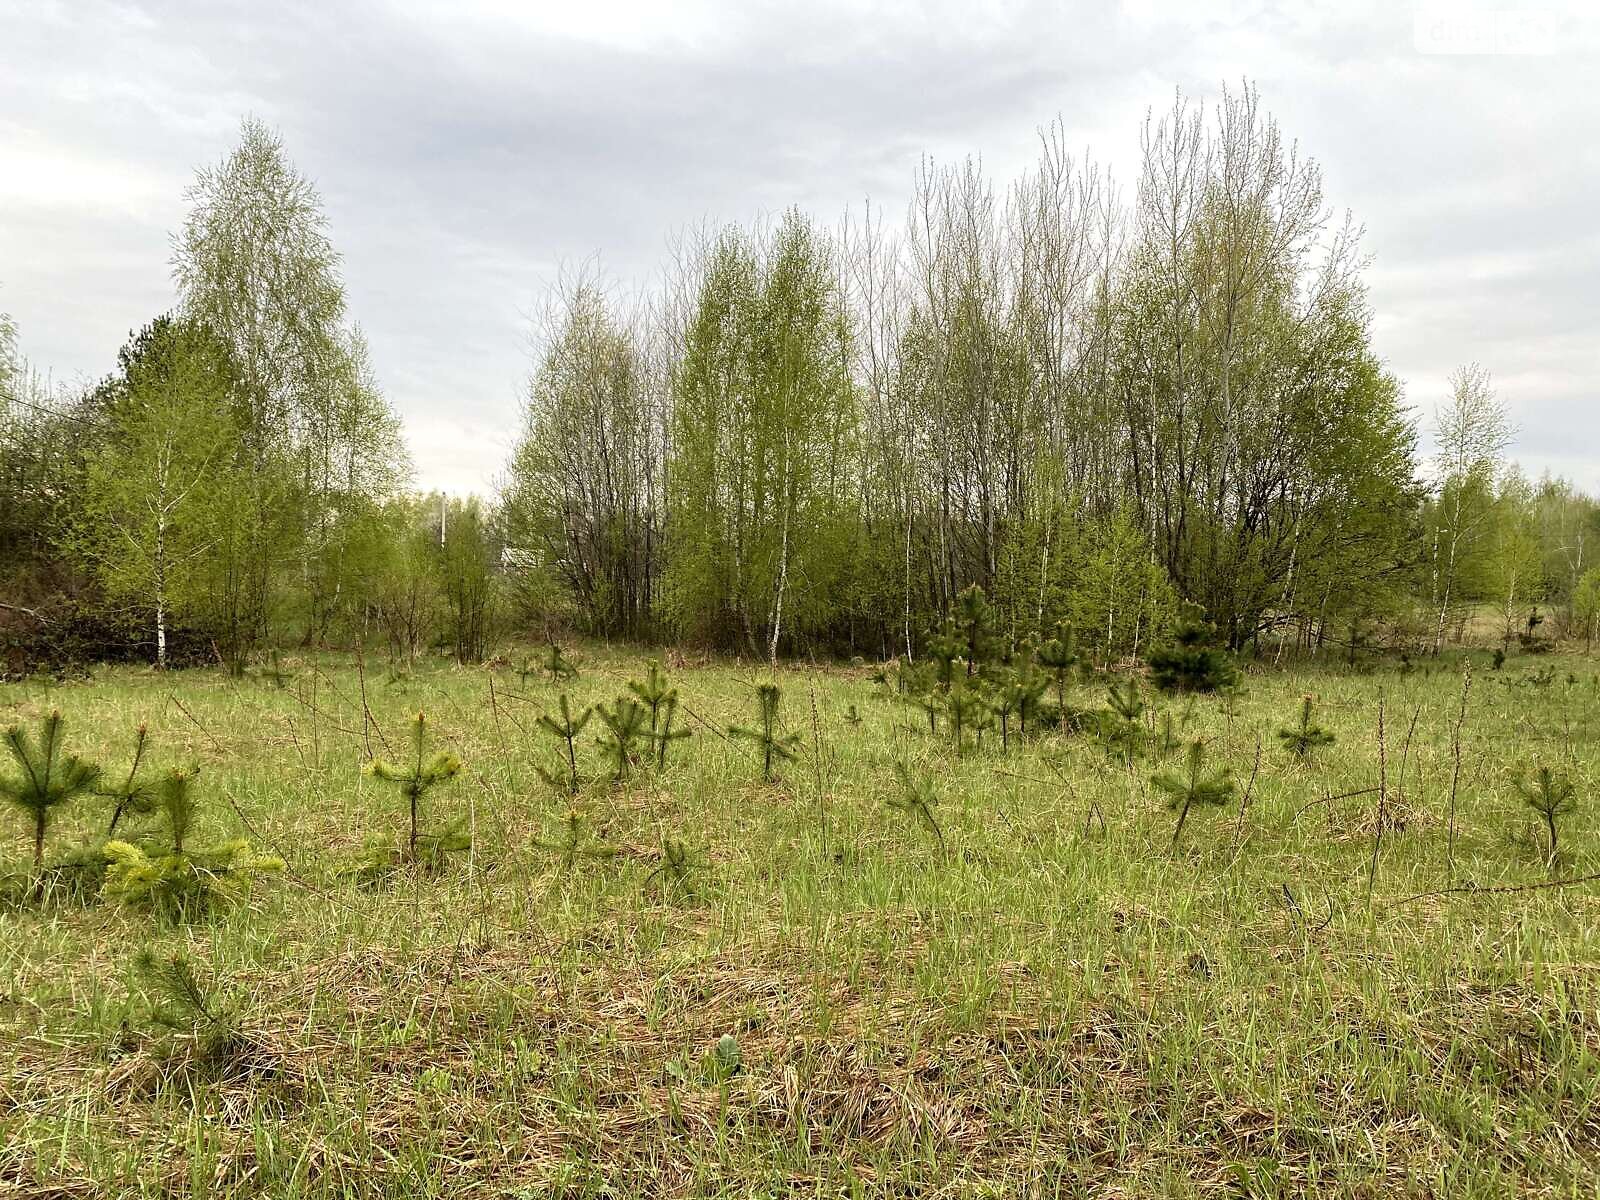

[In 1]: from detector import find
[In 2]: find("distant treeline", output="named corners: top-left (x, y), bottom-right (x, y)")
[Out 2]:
top-left (3, 85), bottom-right (1598, 671)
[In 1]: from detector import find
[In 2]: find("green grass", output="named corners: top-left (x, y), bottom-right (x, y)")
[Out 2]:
top-left (2, 646), bottom-right (1599, 1197)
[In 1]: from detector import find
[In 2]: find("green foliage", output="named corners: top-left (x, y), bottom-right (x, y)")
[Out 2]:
top-left (888, 763), bottom-right (944, 849)
top-left (988, 659), bottom-right (1047, 751)
top-left (1153, 740), bottom-right (1236, 848)
top-left (627, 659), bottom-right (692, 769)
top-left (361, 712), bottom-right (467, 875)
top-left (644, 837), bottom-right (697, 902)
top-left (542, 640), bottom-right (579, 683)
top-left (925, 620), bottom-right (964, 691)
top-left (944, 679), bottom-right (990, 755)
top-left (1575, 567), bottom-right (1600, 652)
top-left (954, 584), bottom-right (996, 676)
top-left (731, 684), bottom-right (803, 782)
top-left (1147, 603), bottom-right (1239, 694)
top-left (1, 710), bottom-right (101, 872)
top-left (532, 807), bottom-right (619, 871)
top-left (71, 315), bottom-right (243, 670)
top-left (627, 660), bottom-right (674, 729)
top-left (1037, 621), bottom-right (1080, 720)
top-left (663, 213), bottom-right (859, 659)
top-left (102, 767), bottom-right (283, 920)
top-left (439, 498), bottom-right (500, 665)
top-left (1514, 766), bottom-right (1577, 860)
top-left (1278, 696), bottom-right (1336, 760)
top-left (595, 698), bottom-right (651, 782)
top-left (98, 722), bottom-right (157, 835)
top-left (131, 948), bottom-right (244, 1064)
top-left (535, 693), bottom-right (593, 795)
top-left (653, 694), bottom-right (692, 770)
top-left (1100, 679), bottom-right (1146, 760)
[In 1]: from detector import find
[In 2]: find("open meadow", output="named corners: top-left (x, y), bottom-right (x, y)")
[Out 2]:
top-left (3, 646), bottom-right (1599, 1198)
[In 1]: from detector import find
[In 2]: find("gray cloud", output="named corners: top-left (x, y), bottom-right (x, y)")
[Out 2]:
top-left (2, 0), bottom-right (1596, 490)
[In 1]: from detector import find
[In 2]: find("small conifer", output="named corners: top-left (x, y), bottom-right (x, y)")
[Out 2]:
top-left (1515, 766), bottom-right (1577, 861)
top-left (362, 713), bottom-right (467, 872)
top-left (1153, 740), bottom-right (1236, 848)
top-left (731, 684), bottom-right (803, 782)
top-left (595, 698), bottom-right (651, 781)
top-left (535, 693), bottom-right (593, 794)
top-left (1, 711), bottom-right (100, 874)
top-left (1277, 696), bottom-right (1336, 760)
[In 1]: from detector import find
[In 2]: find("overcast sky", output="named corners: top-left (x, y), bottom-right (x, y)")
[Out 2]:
top-left (2, 0), bottom-right (1596, 493)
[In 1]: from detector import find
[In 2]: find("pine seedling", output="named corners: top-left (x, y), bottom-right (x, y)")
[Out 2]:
top-left (628, 660), bottom-right (675, 737)
top-left (1155, 711), bottom-right (1181, 759)
top-left (955, 584), bottom-right (996, 676)
top-left (731, 684), bottom-right (803, 782)
top-left (1011, 657), bottom-right (1049, 738)
top-left (542, 640), bottom-right (579, 683)
top-left (844, 703), bottom-right (862, 728)
top-left (1102, 679), bottom-right (1146, 760)
top-left (1037, 621), bottom-right (1080, 722)
top-left (130, 947), bottom-right (240, 1062)
top-left (888, 763), bottom-right (944, 850)
top-left (989, 669), bottom-right (1024, 751)
top-left (644, 837), bottom-right (697, 901)
top-left (98, 722), bottom-right (158, 835)
top-left (1146, 602), bottom-right (1238, 694)
top-left (363, 712), bottom-right (466, 867)
top-left (1514, 766), bottom-right (1577, 861)
top-left (627, 661), bottom-right (692, 770)
top-left (1, 710), bottom-right (100, 875)
top-left (533, 807), bottom-right (620, 871)
top-left (102, 767), bottom-right (283, 920)
top-left (1277, 696), bottom-right (1336, 761)
top-left (535, 694), bottom-right (593, 794)
top-left (926, 619), bottom-right (965, 690)
top-left (1153, 739), bottom-right (1236, 848)
top-left (653, 694), bottom-right (692, 770)
top-left (945, 679), bottom-right (990, 755)
top-left (595, 698), bottom-right (651, 782)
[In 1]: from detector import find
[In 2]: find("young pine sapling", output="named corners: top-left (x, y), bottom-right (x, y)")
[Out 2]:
top-left (1515, 766), bottom-right (1577, 862)
top-left (1153, 739), bottom-right (1236, 848)
top-left (1102, 679), bottom-right (1146, 761)
top-left (1146, 603), bottom-right (1238, 694)
top-left (363, 713), bottom-right (468, 872)
top-left (102, 767), bottom-right (283, 919)
top-left (533, 807), bottom-right (620, 871)
top-left (888, 763), bottom-right (944, 850)
top-left (731, 684), bottom-right (803, 782)
top-left (653, 694), bottom-right (692, 769)
top-left (595, 698), bottom-right (651, 782)
top-left (644, 837), bottom-right (697, 901)
top-left (1, 711), bottom-right (100, 875)
top-left (98, 722), bottom-right (158, 835)
top-left (925, 619), bottom-right (965, 691)
top-left (1277, 696), bottom-right (1336, 761)
top-left (1037, 621), bottom-right (1080, 725)
top-left (628, 661), bottom-right (692, 769)
top-left (954, 584), bottom-right (996, 676)
top-left (945, 679), bottom-right (990, 755)
top-left (542, 640), bottom-right (579, 683)
top-left (535, 694), bottom-right (593, 794)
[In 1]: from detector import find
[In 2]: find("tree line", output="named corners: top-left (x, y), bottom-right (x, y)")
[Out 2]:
top-left (503, 85), bottom-right (1598, 662)
top-left (4, 87), bottom-right (1599, 672)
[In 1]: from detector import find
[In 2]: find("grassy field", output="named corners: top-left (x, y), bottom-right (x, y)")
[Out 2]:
top-left (3, 645), bottom-right (1599, 1198)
